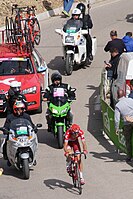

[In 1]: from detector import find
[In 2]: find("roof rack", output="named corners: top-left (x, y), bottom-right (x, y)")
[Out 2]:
top-left (0, 30), bottom-right (32, 56)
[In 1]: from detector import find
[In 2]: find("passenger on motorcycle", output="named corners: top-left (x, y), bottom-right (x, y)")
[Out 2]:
top-left (76, 2), bottom-right (93, 63)
top-left (43, 72), bottom-right (76, 132)
top-left (3, 101), bottom-right (35, 164)
top-left (6, 81), bottom-right (27, 114)
top-left (64, 124), bottom-right (88, 185)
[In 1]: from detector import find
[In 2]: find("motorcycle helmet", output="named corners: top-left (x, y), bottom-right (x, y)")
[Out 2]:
top-left (13, 100), bottom-right (25, 115)
top-left (51, 72), bottom-right (62, 84)
top-left (10, 81), bottom-right (21, 94)
top-left (76, 3), bottom-right (86, 18)
top-left (70, 124), bottom-right (80, 134)
top-left (72, 8), bottom-right (81, 18)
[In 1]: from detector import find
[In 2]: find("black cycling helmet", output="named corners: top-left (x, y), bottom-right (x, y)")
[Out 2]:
top-left (51, 72), bottom-right (62, 83)
top-left (76, 3), bottom-right (86, 17)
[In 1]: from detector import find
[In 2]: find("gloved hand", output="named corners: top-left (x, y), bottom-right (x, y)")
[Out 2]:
top-left (64, 152), bottom-right (69, 157)
top-left (83, 150), bottom-right (88, 155)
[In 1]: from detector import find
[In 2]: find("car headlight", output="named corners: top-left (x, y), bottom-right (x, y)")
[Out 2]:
top-left (52, 108), bottom-right (58, 114)
top-left (65, 36), bottom-right (74, 43)
top-left (22, 86), bottom-right (37, 94)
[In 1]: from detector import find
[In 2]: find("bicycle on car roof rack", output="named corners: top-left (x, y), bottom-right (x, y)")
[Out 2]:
top-left (5, 4), bottom-right (41, 53)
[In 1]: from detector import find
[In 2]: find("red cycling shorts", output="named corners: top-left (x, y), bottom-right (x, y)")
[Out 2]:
top-left (67, 140), bottom-right (81, 152)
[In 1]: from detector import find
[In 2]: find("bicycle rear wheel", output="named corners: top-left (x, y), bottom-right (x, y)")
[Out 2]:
top-left (33, 18), bottom-right (41, 45)
top-left (15, 14), bottom-right (22, 33)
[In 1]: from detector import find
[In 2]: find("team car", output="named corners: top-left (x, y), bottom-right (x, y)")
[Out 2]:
top-left (0, 37), bottom-right (49, 113)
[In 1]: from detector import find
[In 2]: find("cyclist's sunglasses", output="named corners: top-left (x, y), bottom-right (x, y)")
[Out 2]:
top-left (72, 131), bottom-right (78, 135)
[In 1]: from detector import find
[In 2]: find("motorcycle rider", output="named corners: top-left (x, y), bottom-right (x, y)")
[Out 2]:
top-left (2, 100), bottom-right (35, 164)
top-left (64, 8), bottom-right (83, 31)
top-left (64, 123), bottom-right (88, 185)
top-left (76, 2), bottom-right (93, 63)
top-left (6, 81), bottom-right (28, 114)
top-left (43, 72), bottom-right (76, 132)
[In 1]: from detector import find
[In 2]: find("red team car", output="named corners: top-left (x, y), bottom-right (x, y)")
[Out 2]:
top-left (0, 34), bottom-right (49, 113)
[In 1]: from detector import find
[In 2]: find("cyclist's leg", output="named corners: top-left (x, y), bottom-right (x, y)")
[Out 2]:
top-left (73, 140), bottom-right (85, 184)
top-left (65, 142), bottom-right (73, 173)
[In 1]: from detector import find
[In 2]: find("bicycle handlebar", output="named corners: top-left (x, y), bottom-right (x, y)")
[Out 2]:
top-left (69, 151), bottom-right (87, 159)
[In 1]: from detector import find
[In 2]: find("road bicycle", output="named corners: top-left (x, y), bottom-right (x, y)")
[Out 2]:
top-left (5, 4), bottom-right (41, 52)
top-left (12, 4), bottom-right (41, 47)
top-left (67, 151), bottom-right (86, 195)
top-left (25, 6), bottom-right (41, 46)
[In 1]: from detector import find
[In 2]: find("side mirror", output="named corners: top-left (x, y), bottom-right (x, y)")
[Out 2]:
top-left (55, 29), bottom-right (62, 35)
top-left (37, 65), bottom-right (47, 73)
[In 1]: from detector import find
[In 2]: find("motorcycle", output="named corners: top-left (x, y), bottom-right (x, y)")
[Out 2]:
top-left (55, 21), bottom-right (97, 75)
top-left (47, 88), bottom-right (76, 149)
top-left (0, 118), bottom-right (42, 179)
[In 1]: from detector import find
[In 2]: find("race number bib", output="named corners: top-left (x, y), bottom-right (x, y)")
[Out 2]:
top-left (53, 88), bottom-right (64, 97)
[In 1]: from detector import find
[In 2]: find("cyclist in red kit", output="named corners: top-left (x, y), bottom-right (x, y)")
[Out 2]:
top-left (64, 124), bottom-right (88, 185)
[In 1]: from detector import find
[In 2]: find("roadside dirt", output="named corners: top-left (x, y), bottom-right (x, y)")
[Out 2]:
top-left (0, 0), bottom-right (85, 27)
top-left (0, 0), bottom-right (63, 27)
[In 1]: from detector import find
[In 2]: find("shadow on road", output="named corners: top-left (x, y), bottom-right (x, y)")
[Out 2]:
top-left (0, 157), bottom-right (35, 179)
top-left (48, 55), bottom-right (91, 75)
top-left (125, 14), bottom-right (133, 23)
top-left (47, 56), bottom-right (65, 75)
top-left (86, 84), bottom-right (127, 162)
top-left (43, 178), bottom-right (80, 195)
top-left (37, 129), bottom-right (59, 149)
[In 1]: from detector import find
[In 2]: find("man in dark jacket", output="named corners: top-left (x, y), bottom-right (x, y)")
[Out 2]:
top-left (43, 72), bottom-right (76, 132)
top-left (104, 30), bottom-right (126, 57)
top-left (3, 101), bottom-right (35, 163)
top-left (76, 3), bottom-right (93, 63)
top-left (105, 47), bottom-right (120, 80)
top-left (7, 81), bottom-right (27, 114)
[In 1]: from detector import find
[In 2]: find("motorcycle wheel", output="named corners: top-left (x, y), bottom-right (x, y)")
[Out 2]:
top-left (57, 126), bottom-right (64, 149)
top-left (66, 54), bottom-right (73, 75)
top-left (22, 159), bottom-right (30, 180)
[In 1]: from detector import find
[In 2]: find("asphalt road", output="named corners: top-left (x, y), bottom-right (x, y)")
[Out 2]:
top-left (1, 0), bottom-right (133, 198)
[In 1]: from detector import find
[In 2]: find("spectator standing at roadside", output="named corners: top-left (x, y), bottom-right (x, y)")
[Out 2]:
top-left (105, 47), bottom-right (120, 80)
top-left (122, 32), bottom-right (133, 52)
top-left (115, 89), bottom-right (133, 162)
top-left (104, 30), bottom-right (126, 57)
top-left (62, 0), bottom-right (74, 17)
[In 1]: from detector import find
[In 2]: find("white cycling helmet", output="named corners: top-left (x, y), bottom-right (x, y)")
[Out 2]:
top-left (10, 81), bottom-right (21, 88)
top-left (10, 81), bottom-right (21, 93)
top-left (72, 8), bottom-right (81, 16)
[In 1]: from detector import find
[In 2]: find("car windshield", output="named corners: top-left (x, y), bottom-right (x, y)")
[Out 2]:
top-left (0, 58), bottom-right (34, 75)
top-left (63, 20), bottom-right (82, 33)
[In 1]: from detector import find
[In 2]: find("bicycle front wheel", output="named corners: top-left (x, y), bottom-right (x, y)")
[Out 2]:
top-left (74, 164), bottom-right (82, 195)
